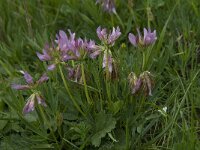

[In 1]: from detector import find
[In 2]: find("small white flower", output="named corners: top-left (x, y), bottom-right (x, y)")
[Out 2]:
top-left (158, 106), bottom-right (167, 117)
top-left (19, 70), bottom-right (25, 74)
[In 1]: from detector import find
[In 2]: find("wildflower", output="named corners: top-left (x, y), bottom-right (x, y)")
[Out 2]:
top-left (128, 72), bottom-right (142, 94)
top-left (11, 71), bottom-right (48, 114)
top-left (128, 71), bottom-right (154, 96)
top-left (23, 93), bottom-right (47, 114)
top-left (56, 30), bottom-right (99, 60)
top-left (95, 26), bottom-right (121, 75)
top-left (102, 51), bottom-right (113, 73)
top-left (158, 106), bottom-right (167, 117)
top-left (85, 40), bottom-right (102, 59)
top-left (97, 26), bottom-right (121, 46)
top-left (129, 28), bottom-right (157, 47)
top-left (36, 43), bottom-right (57, 71)
top-left (12, 72), bottom-right (49, 90)
top-left (96, 0), bottom-right (116, 13)
top-left (37, 30), bottom-right (99, 70)
top-left (142, 71), bottom-right (153, 96)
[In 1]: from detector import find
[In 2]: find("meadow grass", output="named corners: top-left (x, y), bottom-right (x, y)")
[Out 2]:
top-left (0, 0), bottom-right (200, 149)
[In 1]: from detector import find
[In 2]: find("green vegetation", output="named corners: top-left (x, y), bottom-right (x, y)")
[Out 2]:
top-left (0, 0), bottom-right (200, 149)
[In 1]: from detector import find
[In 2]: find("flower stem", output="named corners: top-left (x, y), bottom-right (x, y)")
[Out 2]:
top-left (125, 118), bottom-right (130, 150)
top-left (105, 51), bottom-right (111, 106)
top-left (38, 105), bottom-right (60, 149)
top-left (81, 63), bottom-right (92, 105)
top-left (114, 12), bottom-right (125, 30)
top-left (142, 51), bottom-right (146, 71)
top-left (58, 65), bottom-right (86, 117)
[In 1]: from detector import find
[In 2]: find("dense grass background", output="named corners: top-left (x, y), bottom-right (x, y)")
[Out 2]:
top-left (0, 0), bottom-right (200, 149)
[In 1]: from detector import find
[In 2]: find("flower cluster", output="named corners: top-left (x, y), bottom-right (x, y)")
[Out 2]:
top-left (12, 26), bottom-right (157, 114)
top-left (12, 72), bottom-right (48, 114)
top-left (129, 28), bottom-right (157, 47)
top-left (96, 26), bottom-right (121, 74)
top-left (97, 26), bottom-right (121, 46)
top-left (128, 71), bottom-right (154, 96)
top-left (96, 0), bottom-right (116, 13)
top-left (36, 30), bottom-right (100, 71)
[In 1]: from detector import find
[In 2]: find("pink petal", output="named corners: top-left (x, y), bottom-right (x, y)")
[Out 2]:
top-left (128, 33), bottom-right (137, 47)
top-left (47, 64), bottom-right (56, 71)
top-left (24, 72), bottom-right (34, 84)
top-left (11, 84), bottom-right (30, 90)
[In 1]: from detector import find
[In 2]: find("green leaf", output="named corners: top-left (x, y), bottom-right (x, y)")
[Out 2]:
top-left (0, 120), bottom-right (7, 130)
top-left (91, 112), bottom-right (116, 147)
top-left (112, 101), bottom-right (124, 114)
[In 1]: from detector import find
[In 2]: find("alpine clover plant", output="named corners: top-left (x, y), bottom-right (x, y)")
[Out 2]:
top-left (128, 71), bottom-right (154, 96)
top-left (12, 71), bottom-right (48, 114)
top-left (129, 28), bottom-right (157, 47)
top-left (96, 0), bottom-right (116, 14)
top-left (5, 0), bottom-right (199, 149)
top-left (37, 29), bottom-right (101, 115)
top-left (96, 26), bottom-right (121, 77)
top-left (11, 25), bottom-right (157, 149)
top-left (128, 27), bottom-right (157, 96)
top-left (36, 30), bottom-right (99, 72)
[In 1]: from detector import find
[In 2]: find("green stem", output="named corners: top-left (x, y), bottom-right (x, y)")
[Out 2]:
top-left (114, 12), bottom-right (124, 30)
top-left (63, 138), bottom-right (79, 149)
top-left (147, 0), bottom-right (151, 29)
top-left (58, 65), bottom-right (86, 117)
top-left (142, 51), bottom-right (146, 71)
top-left (105, 81), bottom-right (111, 106)
top-left (125, 119), bottom-right (130, 150)
top-left (81, 63), bottom-right (92, 105)
top-left (38, 105), bottom-right (60, 149)
top-left (105, 51), bottom-right (111, 105)
top-left (100, 92), bottom-right (103, 111)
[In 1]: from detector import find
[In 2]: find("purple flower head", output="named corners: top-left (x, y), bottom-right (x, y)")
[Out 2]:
top-left (85, 40), bottom-right (97, 51)
top-left (128, 72), bottom-right (142, 94)
top-left (24, 72), bottom-right (34, 84)
top-left (37, 30), bottom-right (80, 71)
top-left (108, 27), bottom-right (121, 45)
top-left (23, 94), bottom-right (35, 114)
top-left (97, 27), bottom-right (107, 41)
top-left (36, 44), bottom-right (51, 61)
top-left (56, 30), bottom-right (69, 51)
top-left (132, 78), bottom-right (142, 94)
top-left (96, 0), bottom-right (116, 13)
top-left (128, 71), bottom-right (154, 96)
top-left (11, 84), bottom-right (30, 90)
top-left (38, 29), bottom-right (102, 71)
top-left (141, 71), bottom-right (154, 96)
top-left (23, 93), bottom-right (47, 114)
top-left (129, 28), bottom-right (157, 47)
top-left (37, 73), bottom-right (49, 84)
top-left (102, 51), bottom-right (113, 73)
top-left (12, 72), bottom-right (48, 115)
top-left (89, 49), bottom-right (102, 59)
top-left (57, 30), bottom-right (94, 61)
top-left (11, 71), bottom-right (49, 91)
top-left (128, 33), bottom-right (138, 47)
top-left (143, 28), bottom-right (157, 46)
top-left (36, 43), bottom-right (57, 71)
top-left (97, 26), bottom-right (121, 46)
top-left (85, 39), bottom-right (102, 59)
